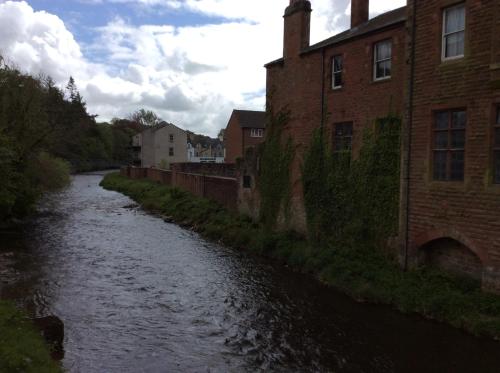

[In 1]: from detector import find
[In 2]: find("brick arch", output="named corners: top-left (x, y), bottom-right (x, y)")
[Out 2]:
top-left (413, 229), bottom-right (490, 267)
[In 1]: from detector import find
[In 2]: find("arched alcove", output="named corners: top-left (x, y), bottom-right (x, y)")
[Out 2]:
top-left (420, 237), bottom-right (483, 282)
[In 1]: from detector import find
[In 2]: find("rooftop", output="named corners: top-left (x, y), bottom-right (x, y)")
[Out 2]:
top-left (232, 110), bottom-right (266, 129)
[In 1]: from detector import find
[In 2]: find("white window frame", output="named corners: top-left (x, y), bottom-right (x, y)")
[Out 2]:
top-left (373, 39), bottom-right (392, 81)
top-left (250, 128), bottom-right (264, 138)
top-left (332, 55), bottom-right (343, 89)
top-left (442, 3), bottom-right (466, 61)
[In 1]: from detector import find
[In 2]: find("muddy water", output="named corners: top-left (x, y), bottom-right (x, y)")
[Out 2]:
top-left (1, 172), bottom-right (500, 372)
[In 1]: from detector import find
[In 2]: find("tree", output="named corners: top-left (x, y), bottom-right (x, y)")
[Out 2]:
top-left (129, 109), bottom-right (161, 127)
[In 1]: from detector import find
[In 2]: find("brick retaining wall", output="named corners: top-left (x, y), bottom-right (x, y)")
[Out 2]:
top-left (122, 166), bottom-right (237, 211)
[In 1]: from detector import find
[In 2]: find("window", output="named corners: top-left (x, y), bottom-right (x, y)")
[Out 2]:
top-left (442, 4), bottom-right (465, 60)
top-left (169, 147), bottom-right (174, 157)
top-left (433, 110), bottom-right (466, 181)
top-left (243, 175), bottom-right (252, 189)
top-left (333, 122), bottom-right (353, 153)
top-left (494, 106), bottom-right (500, 184)
top-left (374, 40), bottom-right (392, 80)
top-left (332, 55), bottom-right (343, 89)
top-left (251, 128), bottom-right (264, 138)
top-left (169, 134), bottom-right (174, 143)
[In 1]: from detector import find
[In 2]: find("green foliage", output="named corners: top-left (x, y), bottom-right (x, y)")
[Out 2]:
top-left (302, 116), bottom-right (401, 246)
top-left (257, 108), bottom-right (294, 229)
top-left (0, 59), bottom-right (141, 222)
top-left (102, 173), bottom-right (500, 339)
top-left (0, 301), bottom-right (61, 373)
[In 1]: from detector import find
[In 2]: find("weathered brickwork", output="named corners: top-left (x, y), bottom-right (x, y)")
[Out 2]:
top-left (405, 0), bottom-right (500, 291)
top-left (266, 0), bottom-right (406, 232)
top-left (123, 166), bottom-right (238, 211)
top-left (224, 110), bottom-right (266, 163)
top-left (265, 0), bottom-right (500, 290)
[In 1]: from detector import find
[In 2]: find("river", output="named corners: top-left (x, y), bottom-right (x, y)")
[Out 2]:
top-left (1, 172), bottom-right (500, 372)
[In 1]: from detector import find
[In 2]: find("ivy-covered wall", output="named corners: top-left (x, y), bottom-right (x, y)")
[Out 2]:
top-left (257, 108), bottom-right (294, 231)
top-left (302, 116), bottom-right (402, 247)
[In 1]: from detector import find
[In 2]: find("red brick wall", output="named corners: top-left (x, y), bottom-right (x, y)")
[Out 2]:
top-left (224, 113), bottom-right (243, 163)
top-left (266, 11), bottom-right (406, 232)
top-left (123, 167), bottom-right (237, 211)
top-left (171, 162), bottom-right (236, 178)
top-left (406, 0), bottom-right (500, 291)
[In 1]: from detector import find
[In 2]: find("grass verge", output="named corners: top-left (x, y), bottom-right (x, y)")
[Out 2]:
top-left (101, 173), bottom-right (500, 340)
top-left (0, 301), bottom-right (61, 373)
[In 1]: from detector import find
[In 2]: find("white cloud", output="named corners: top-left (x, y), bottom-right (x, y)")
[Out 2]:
top-left (0, 0), bottom-right (406, 136)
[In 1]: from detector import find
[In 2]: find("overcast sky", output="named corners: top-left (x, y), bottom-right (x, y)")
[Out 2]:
top-left (0, 0), bottom-right (406, 136)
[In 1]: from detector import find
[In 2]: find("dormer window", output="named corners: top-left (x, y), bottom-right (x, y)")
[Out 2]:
top-left (251, 129), bottom-right (264, 138)
top-left (442, 4), bottom-right (465, 60)
top-left (373, 40), bottom-right (392, 81)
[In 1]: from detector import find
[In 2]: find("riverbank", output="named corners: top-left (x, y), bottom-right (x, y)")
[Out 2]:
top-left (0, 300), bottom-right (61, 373)
top-left (101, 172), bottom-right (500, 340)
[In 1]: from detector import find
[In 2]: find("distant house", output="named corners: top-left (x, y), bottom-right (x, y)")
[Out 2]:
top-left (224, 110), bottom-right (266, 163)
top-left (186, 132), bottom-right (225, 163)
top-left (132, 122), bottom-right (188, 168)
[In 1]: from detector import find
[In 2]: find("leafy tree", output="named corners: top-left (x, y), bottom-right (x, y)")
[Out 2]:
top-left (129, 109), bottom-right (161, 127)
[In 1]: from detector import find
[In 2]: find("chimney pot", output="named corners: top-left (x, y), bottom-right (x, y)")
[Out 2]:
top-left (351, 0), bottom-right (369, 28)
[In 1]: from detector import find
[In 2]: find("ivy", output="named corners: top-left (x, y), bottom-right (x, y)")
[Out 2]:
top-left (303, 116), bottom-right (402, 246)
top-left (257, 107), bottom-right (294, 230)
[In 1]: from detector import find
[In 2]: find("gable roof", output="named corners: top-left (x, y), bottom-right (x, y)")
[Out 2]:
top-left (304, 6), bottom-right (407, 54)
top-left (232, 110), bottom-right (266, 129)
top-left (265, 6), bottom-right (407, 67)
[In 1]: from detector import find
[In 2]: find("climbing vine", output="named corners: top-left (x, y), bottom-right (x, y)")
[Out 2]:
top-left (257, 107), bottom-right (294, 230)
top-left (303, 116), bottom-right (401, 246)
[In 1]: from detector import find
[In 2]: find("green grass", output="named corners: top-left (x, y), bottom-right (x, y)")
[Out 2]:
top-left (101, 173), bottom-right (500, 340)
top-left (0, 301), bottom-right (61, 373)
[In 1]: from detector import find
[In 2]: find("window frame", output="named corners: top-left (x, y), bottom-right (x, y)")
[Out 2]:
top-left (493, 106), bottom-right (500, 184)
top-left (169, 147), bottom-right (174, 157)
top-left (432, 109), bottom-right (466, 182)
top-left (332, 54), bottom-right (343, 89)
top-left (169, 134), bottom-right (174, 143)
top-left (333, 122), bottom-right (353, 154)
top-left (441, 3), bottom-right (466, 61)
top-left (373, 39), bottom-right (392, 81)
top-left (250, 128), bottom-right (264, 138)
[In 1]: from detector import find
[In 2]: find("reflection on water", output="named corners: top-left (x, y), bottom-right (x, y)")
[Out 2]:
top-left (1, 173), bottom-right (500, 372)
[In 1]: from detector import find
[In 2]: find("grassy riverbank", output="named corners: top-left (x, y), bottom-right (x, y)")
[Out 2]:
top-left (0, 301), bottom-right (61, 373)
top-left (101, 172), bottom-right (500, 339)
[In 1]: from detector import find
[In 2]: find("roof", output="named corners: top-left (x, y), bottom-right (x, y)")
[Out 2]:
top-left (265, 6), bottom-right (407, 67)
top-left (304, 6), bottom-right (407, 53)
top-left (232, 110), bottom-right (266, 129)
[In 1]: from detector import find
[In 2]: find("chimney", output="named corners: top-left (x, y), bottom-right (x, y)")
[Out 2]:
top-left (283, 0), bottom-right (312, 59)
top-left (351, 0), bottom-right (369, 28)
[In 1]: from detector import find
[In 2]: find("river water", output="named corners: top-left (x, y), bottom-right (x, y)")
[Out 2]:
top-left (1, 173), bottom-right (500, 372)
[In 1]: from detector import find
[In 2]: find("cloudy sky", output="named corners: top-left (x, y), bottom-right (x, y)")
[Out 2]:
top-left (0, 0), bottom-right (405, 136)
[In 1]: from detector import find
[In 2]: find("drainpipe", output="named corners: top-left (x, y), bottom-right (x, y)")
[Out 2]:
top-left (403, 0), bottom-right (418, 270)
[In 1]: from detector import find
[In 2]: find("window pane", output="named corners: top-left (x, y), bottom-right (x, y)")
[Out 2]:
top-left (434, 131), bottom-right (448, 149)
top-left (451, 110), bottom-right (466, 128)
top-left (495, 128), bottom-right (500, 148)
top-left (384, 60), bottom-right (392, 77)
top-left (495, 151), bottom-right (500, 184)
top-left (433, 151), bottom-right (447, 180)
top-left (450, 151), bottom-right (464, 181)
top-left (451, 130), bottom-right (465, 148)
top-left (376, 41), bottom-right (391, 60)
top-left (376, 62), bottom-right (385, 78)
top-left (334, 72), bottom-right (342, 87)
top-left (445, 6), bottom-right (465, 34)
top-left (334, 56), bottom-right (343, 72)
top-left (435, 112), bottom-right (449, 129)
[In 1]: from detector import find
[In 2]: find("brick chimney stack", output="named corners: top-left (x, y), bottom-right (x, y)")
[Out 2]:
top-left (351, 0), bottom-right (369, 28)
top-left (283, 0), bottom-right (312, 59)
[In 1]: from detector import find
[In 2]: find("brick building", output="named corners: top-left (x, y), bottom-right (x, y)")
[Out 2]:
top-left (262, 0), bottom-right (500, 290)
top-left (265, 0), bottom-right (407, 231)
top-left (401, 0), bottom-right (500, 291)
top-left (224, 109), bottom-right (266, 163)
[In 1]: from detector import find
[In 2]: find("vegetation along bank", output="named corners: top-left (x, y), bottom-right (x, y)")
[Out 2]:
top-left (101, 172), bottom-right (500, 341)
